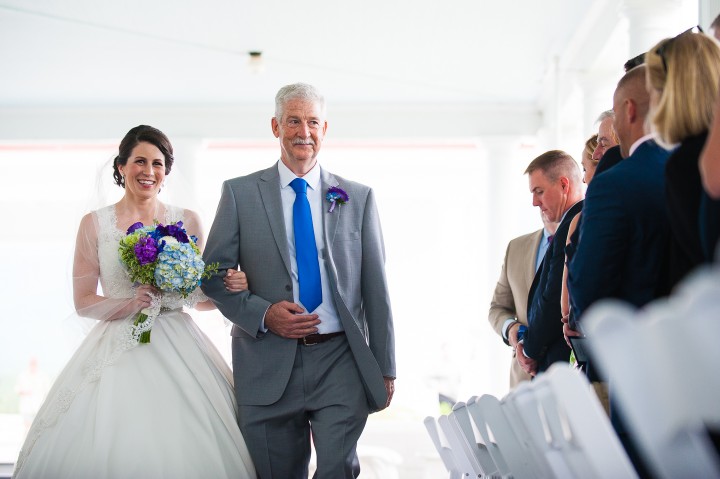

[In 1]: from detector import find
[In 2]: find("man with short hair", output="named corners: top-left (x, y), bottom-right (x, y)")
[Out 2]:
top-left (203, 83), bottom-right (396, 478)
top-left (568, 65), bottom-right (671, 327)
top-left (516, 150), bottom-right (584, 376)
top-left (568, 65), bottom-right (671, 478)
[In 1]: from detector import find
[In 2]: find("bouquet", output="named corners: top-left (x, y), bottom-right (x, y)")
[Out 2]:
top-left (118, 221), bottom-right (218, 343)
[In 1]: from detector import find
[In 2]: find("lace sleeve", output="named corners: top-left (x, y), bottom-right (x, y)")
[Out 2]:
top-left (72, 209), bottom-right (138, 322)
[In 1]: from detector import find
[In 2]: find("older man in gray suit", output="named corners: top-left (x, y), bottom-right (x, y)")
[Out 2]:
top-left (202, 83), bottom-right (396, 479)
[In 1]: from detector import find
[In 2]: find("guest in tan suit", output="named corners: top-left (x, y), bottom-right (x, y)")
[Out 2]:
top-left (489, 216), bottom-right (557, 388)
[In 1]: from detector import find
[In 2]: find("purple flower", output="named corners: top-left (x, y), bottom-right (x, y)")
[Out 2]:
top-left (326, 186), bottom-right (349, 213)
top-left (155, 221), bottom-right (189, 243)
top-left (134, 236), bottom-right (159, 265)
top-left (127, 222), bottom-right (144, 234)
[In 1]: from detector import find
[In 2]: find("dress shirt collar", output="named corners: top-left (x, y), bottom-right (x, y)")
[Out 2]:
top-left (628, 133), bottom-right (655, 157)
top-left (559, 200), bottom-right (581, 225)
top-left (278, 160), bottom-right (322, 191)
top-left (542, 227), bottom-right (552, 242)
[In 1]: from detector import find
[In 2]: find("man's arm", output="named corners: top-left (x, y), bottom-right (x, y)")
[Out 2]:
top-left (489, 243), bottom-right (520, 346)
top-left (201, 180), bottom-right (272, 336)
top-left (568, 176), bottom-right (626, 324)
top-left (360, 188), bottom-right (396, 379)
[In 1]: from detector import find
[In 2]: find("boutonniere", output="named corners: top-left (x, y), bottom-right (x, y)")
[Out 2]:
top-left (326, 186), bottom-right (349, 213)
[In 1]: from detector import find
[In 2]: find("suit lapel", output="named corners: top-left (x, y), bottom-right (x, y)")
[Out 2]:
top-left (258, 165), bottom-right (292, 276)
top-left (321, 169), bottom-right (341, 250)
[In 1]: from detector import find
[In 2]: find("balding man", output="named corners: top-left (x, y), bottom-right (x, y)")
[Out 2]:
top-left (516, 150), bottom-right (584, 376)
top-left (568, 65), bottom-right (671, 479)
top-left (568, 65), bottom-right (671, 326)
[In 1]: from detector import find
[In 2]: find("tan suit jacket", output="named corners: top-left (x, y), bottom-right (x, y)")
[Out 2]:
top-left (489, 229), bottom-right (543, 388)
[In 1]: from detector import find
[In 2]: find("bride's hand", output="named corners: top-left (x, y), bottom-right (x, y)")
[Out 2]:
top-left (224, 269), bottom-right (248, 293)
top-left (133, 284), bottom-right (158, 311)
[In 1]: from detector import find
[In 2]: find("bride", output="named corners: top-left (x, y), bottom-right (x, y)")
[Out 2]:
top-left (13, 125), bottom-right (256, 478)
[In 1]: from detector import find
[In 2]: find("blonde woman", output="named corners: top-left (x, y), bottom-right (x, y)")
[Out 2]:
top-left (646, 27), bottom-right (720, 285)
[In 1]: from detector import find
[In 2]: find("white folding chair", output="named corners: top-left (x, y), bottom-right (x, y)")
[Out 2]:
top-left (502, 365), bottom-right (637, 479)
top-left (466, 394), bottom-right (538, 479)
top-left (584, 267), bottom-right (720, 479)
top-left (438, 413), bottom-right (481, 477)
top-left (424, 416), bottom-right (464, 479)
top-left (503, 380), bottom-right (572, 478)
top-left (448, 401), bottom-right (499, 477)
top-left (537, 365), bottom-right (638, 478)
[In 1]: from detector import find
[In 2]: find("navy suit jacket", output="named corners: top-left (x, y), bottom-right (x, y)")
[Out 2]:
top-left (524, 200), bottom-right (583, 372)
top-left (568, 139), bottom-right (671, 324)
top-left (594, 145), bottom-right (624, 177)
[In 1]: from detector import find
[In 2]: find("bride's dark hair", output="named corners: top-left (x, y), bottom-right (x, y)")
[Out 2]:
top-left (112, 125), bottom-right (175, 188)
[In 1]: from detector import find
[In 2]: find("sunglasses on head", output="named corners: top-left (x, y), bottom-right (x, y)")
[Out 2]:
top-left (655, 25), bottom-right (704, 73)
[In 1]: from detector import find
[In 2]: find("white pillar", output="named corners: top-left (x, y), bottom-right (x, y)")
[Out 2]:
top-left (700, 0), bottom-right (720, 29)
top-left (622, 0), bottom-right (700, 55)
top-left (580, 69), bottom-right (620, 138)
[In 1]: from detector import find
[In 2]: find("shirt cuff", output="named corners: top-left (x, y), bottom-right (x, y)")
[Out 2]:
top-left (259, 304), bottom-right (271, 334)
top-left (519, 339), bottom-right (531, 358)
top-left (502, 318), bottom-right (518, 341)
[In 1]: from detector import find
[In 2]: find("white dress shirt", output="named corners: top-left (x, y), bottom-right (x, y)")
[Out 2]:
top-left (277, 160), bottom-right (343, 334)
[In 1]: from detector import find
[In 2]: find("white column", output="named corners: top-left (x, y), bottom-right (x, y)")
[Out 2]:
top-left (622, 0), bottom-right (699, 55)
top-left (700, 0), bottom-right (720, 29)
top-left (580, 69), bottom-right (620, 137)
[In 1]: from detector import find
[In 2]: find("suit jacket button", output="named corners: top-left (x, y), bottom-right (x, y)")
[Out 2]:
top-left (285, 284), bottom-right (292, 291)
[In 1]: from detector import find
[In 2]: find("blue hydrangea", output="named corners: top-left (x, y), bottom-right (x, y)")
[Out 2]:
top-left (154, 242), bottom-right (207, 297)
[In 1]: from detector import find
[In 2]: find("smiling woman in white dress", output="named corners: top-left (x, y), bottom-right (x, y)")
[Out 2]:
top-left (13, 125), bottom-right (256, 479)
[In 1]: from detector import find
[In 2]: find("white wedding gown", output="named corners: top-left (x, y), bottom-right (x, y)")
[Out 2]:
top-left (13, 205), bottom-right (255, 479)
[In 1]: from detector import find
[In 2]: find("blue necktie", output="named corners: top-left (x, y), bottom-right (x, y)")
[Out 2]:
top-left (290, 178), bottom-right (322, 312)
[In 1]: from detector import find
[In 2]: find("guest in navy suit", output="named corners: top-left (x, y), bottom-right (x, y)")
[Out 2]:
top-left (568, 65), bottom-right (671, 326)
top-left (646, 29), bottom-right (720, 274)
top-left (568, 64), bottom-right (673, 479)
top-left (516, 150), bottom-right (584, 376)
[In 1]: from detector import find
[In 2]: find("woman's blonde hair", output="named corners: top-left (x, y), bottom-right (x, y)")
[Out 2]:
top-left (646, 30), bottom-right (720, 145)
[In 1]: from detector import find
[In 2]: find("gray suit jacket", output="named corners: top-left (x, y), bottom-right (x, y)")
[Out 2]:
top-left (488, 229), bottom-right (542, 388)
top-left (202, 163), bottom-right (396, 411)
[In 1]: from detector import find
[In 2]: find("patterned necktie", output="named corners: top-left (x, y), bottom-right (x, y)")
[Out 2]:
top-left (548, 234), bottom-right (554, 244)
top-left (290, 178), bottom-right (322, 312)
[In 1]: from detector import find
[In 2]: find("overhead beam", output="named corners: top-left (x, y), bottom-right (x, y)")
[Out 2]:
top-left (0, 103), bottom-right (541, 140)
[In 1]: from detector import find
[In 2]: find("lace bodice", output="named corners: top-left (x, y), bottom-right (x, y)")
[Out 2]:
top-left (95, 205), bottom-right (203, 309)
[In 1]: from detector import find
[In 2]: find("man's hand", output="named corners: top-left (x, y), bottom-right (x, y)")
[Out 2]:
top-left (561, 314), bottom-right (582, 348)
top-left (508, 321), bottom-right (522, 349)
top-left (516, 342), bottom-right (537, 376)
top-left (381, 377), bottom-right (395, 410)
top-left (265, 301), bottom-right (321, 339)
